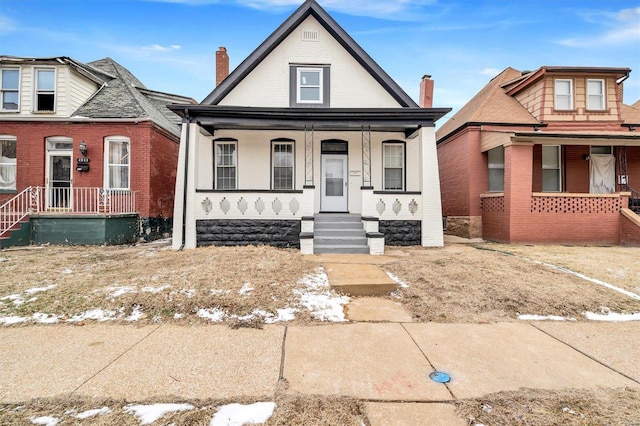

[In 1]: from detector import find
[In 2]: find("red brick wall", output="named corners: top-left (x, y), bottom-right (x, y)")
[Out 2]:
top-left (0, 121), bottom-right (178, 219)
top-left (437, 127), bottom-right (484, 216)
top-left (620, 210), bottom-right (640, 246)
top-left (481, 196), bottom-right (509, 242)
top-left (565, 145), bottom-right (589, 192)
top-left (626, 146), bottom-right (640, 190)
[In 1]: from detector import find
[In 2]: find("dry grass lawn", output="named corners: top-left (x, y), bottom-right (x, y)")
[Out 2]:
top-left (2, 241), bottom-right (640, 424)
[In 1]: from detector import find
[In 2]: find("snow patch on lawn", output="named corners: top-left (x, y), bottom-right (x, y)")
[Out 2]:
top-left (25, 284), bottom-right (57, 295)
top-left (32, 313), bottom-right (60, 324)
top-left (141, 285), bottom-right (170, 294)
top-left (518, 314), bottom-right (576, 321)
top-left (386, 271), bottom-right (409, 288)
top-left (67, 309), bottom-right (118, 323)
top-left (30, 416), bottom-right (59, 425)
top-left (238, 282), bottom-right (254, 296)
top-left (264, 307), bottom-right (298, 323)
top-left (583, 306), bottom-right (640, 322)
top-left (74, 407), bottom-right (111, 419)
top-left (210, 402), bottom-right (276, 426)
top-left (0, 316), bottom-right (28, 325)
top-left (125, 305), bottom-right (144, 322)
top-left (124, 403), bottom-right (194, 425)
top-left (107, 286), bottom-right (137, 298)
top-left (2, 284), bottom-right (57, 307)
top-left (197, 308), bottom-right (226, 322)
top-left (296, 268), bottom-right (349, 322)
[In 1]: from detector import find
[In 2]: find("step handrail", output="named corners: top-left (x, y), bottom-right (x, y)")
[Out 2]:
top-left (0, 186), bottom-right (38, 238)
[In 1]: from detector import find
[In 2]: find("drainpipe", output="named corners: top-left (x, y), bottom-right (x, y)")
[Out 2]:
top-left (179, 109), bottom-right (191, 250)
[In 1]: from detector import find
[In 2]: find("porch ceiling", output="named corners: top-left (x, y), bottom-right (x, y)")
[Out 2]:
top-left (168, 105), bottom-right (451, 136)
top-left (481, 130), bottom-right (640, 151)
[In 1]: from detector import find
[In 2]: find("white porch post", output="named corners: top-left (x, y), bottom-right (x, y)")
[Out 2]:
top-left (172, 121), bottom-right (199, 249)
top-left (419, 126), bottom-right (444, 247)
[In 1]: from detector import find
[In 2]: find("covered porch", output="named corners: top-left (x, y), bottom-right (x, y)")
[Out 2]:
top-left (480, 131), bottom-right (640, 245)
top-left (169, 105), bottom-right (449, 253)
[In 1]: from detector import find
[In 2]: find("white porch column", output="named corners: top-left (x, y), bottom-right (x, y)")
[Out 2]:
top-left (172, 121), bottom-right (199, 249)
top-left (419, 126), bottom-right (444, 247)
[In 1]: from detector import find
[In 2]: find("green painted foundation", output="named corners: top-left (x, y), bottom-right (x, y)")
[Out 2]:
top-left (31, 214), bottom-right (139, 246)
top-left (0, 221), bottom-right (31, 248)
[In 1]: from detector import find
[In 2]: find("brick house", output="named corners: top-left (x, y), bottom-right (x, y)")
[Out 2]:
top-left (0, 56), bottom-right (195, 247)
top-left (169, 0), bottom-right (450, 254)
top-left (436, 66), bottom-right (640, 245)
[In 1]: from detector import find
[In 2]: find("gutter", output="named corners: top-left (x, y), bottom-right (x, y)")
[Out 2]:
top-left (179, 109), bottom-right (191, 250)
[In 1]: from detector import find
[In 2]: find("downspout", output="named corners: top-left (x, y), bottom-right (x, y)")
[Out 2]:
top-left (179, 109), bottom-right (191, 250)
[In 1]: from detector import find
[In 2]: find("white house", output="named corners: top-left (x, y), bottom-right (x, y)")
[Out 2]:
top-left (170, 0), bottom-right (450, 254)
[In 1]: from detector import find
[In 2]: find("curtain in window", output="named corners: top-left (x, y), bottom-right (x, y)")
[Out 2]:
top-left (108, 141), bottom-right (129, 189)
top-left (0, 156), bottom-right (16, 189)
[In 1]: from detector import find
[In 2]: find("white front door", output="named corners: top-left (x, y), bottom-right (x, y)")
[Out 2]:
top-left (321, 154), bottom-right (348, 212)
top-left (45, 150), bottom-right (73, 210)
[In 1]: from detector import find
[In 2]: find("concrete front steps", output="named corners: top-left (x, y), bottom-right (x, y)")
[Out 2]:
top-left (313, 214), bottom-right (370, 254)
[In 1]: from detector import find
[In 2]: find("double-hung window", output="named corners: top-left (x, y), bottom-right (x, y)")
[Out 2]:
top-left (554, 79), bottom-right (573, 110)
top-left (383, 142), bottom-right (404, 191)
top-left (542, 145), bottom-right (561, 192)
top-left (0, 135), bottom-right (17, 190)
top-left (487, 146), bottom-right (504, 192)
top-left (272, 140), bottom-right (294, 190)
top-left (214, 139), bottom-right (237, 189)
top-left (587, 79), bottom-right (605, 110)
top-left (1, 69), bottom-right (20, 111)
top-left (35, 68), bottom-right (56, 112)
top-left (297, 68), bottom-right (323, 104)
top-left (105, 137), bottom-right (130, 189)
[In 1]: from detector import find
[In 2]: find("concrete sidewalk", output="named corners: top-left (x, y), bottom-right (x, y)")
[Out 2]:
top-left (1, 321), bottom-right (638, 425)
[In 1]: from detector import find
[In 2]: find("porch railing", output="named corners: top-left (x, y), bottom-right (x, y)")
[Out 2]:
top-left (628, 186), bottom-right (640, 214)
top-left (1, 187), bottom-right (137, 238)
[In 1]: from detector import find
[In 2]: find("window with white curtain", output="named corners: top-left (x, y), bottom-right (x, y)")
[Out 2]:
top-left (587, 79), bottom-right (605, 110)
top-left (554, 79), bottom-right (573, 110)
top-left (487, 146), bottom-right (504, 192)
top-left (542, 145), bottom-right (561, 192)
top-left (383, 142), bottom-right (404, 191)
top-left (104, 137), bottom-right (130, 189)
top-left (0, 135), bottom-right (17, 190)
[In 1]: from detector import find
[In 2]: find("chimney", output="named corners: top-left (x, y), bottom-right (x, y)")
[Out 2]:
top-left (216, 47), bottom-right (229, 86)
top-left (419, 75), bottom-right (434, 108)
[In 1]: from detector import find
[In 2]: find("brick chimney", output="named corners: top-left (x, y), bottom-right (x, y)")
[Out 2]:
top-left (216, 47), bottom-right (229, 86)
top-left (419, 75), bottom-right (434, 108)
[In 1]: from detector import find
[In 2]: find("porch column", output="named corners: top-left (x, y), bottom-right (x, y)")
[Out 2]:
top-left (419, 126), bottom-right (444, 247)
top-left (504, 143), bottom-right (533, 243)
top-left (172, 121), bottom-right (199, 250)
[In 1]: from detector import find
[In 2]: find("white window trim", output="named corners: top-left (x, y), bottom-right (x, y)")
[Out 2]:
top-left (587, 78), bottom-right (606, 111)
top-left (296, 67), bottom-right (323, 104)
top-left (542, 145), bottom-right (562, 192)
top-left (271, 141), bottom-right (295, 190)
top-left (554, 79), bottom-right (573, 111)
top-left (0, 134), bottom-right (17, 191)
top-left (382, 142), bottom-right (405, 191)
top-left (0, 68), bottom-right (20, 112)
top-left (104, 136), bottom-right (131, 190)
top-left (33, 67), bottom-right (57, 113)
top-left (214, 140), bottom-right (238, 190)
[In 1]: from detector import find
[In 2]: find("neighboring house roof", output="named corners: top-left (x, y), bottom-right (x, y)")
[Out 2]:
top-left (0, 55), bottom-right (112, 85)
top-left (436, 67), bottom-right (539, 141)
top-left (201, 0), bottom-right (418, 107)
top-left (74, 58), bottom-right (196, 137)
top-left (621, 103), bottom-right (640, 126)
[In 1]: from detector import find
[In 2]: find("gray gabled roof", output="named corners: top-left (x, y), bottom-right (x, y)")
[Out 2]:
top-left (202, 0), bottom-right (418, 107)
top-left (73, 58), bottom-right (196, 137)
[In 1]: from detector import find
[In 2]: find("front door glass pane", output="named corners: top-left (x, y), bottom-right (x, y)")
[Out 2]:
top-left (325, 158), bottom-right (343, 196)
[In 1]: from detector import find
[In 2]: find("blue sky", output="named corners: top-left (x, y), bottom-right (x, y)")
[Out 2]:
top-left (1, 0), bottom-right (639, 121)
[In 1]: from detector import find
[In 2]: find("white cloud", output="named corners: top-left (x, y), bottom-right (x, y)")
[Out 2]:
top-left (558, 7), bottom-right (640, 47)
top-left (150, 0), bottom-right (437, 20)
top-left (0, 13), bottom-right (16, 35)
top-left (481, 67), bottom-right (500, 76)
top-left (142, 44), bottom-right (182, 52)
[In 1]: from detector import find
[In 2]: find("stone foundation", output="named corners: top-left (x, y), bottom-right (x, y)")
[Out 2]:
top-left (444, 216), bottom-right (482, 239)
top-left (379, 220), bottom-right (421, 246)
top-left (140, 217), bottom-right (173, 241)
top-left (196, 219), bottom-right (301, 248)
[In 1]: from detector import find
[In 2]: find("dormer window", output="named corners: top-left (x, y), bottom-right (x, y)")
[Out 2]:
top-left (554, 79), bottom-right (573, 110)
top-left (587, 79), bottom-right (605, 110)
top-left (1, 69), bottom-right (19, 111)
top-left (289, 65), bottom-right (330, 107)
top-left (35, 68), bottom-right (56, 112)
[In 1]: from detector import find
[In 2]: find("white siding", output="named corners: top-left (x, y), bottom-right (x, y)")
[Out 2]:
top-left (69, 68), bottom-right (100, 112)
top-left (219, 16), bottom-right (401, 108)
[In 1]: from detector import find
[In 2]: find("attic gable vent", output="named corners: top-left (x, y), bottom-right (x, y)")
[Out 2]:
top-left (302, 30), bottom-right (319, 42)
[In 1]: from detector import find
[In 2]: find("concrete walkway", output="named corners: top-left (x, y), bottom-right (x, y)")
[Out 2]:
top-left (1, 321), bottom-right (639, 425)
